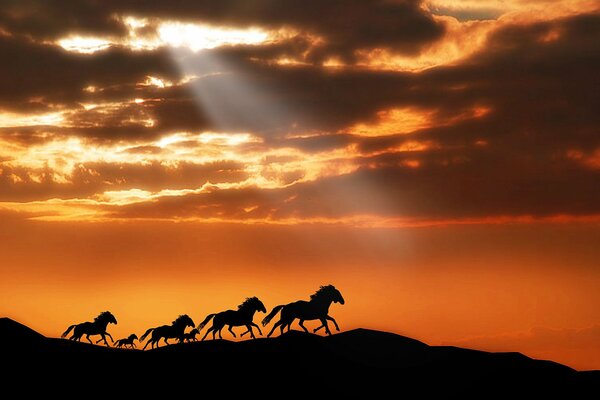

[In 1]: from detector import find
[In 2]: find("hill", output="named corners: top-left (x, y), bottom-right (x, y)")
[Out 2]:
top-left (1, 317), bottom-right (597, 396)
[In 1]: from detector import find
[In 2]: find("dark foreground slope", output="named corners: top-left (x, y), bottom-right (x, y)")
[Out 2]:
top-left (1, 317), bottom-right (597, 396)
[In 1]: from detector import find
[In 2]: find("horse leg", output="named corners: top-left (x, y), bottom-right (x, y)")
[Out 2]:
top-left (298, 319), bottom-right (309, 333)
top-left (142, 340), bottom-right (150, 350)
top-left (327, 315), bottom-right (340, 331)
top-left (106, 332), bottom-right (114, 343)
top-left (202, 327), bottom-right (213, 341)
top-left (283, 319), bottom-right (294, 333)
top-left (86, 334), bottom-right (93, 344)
top-left (313, 324), bottom-right (325, 333)
top-left (319, 318), bottom-right (332, 335)
top-left (228, 325), bottom-right (237, 338)
top-left (218, 328), bottom-right (223, 339)
top-left (101, 333), bottom-right (109, 346)
top-left (244, 325), bottom-right (255, 339)
top-left (280, 322), bottom-right (287, 335)
top-left (251, 322), bottom-right (263, 336)
top-left (267, 320), bottom-right (282, 338)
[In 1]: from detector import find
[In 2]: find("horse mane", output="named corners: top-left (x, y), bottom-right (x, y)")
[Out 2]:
top-left (238, 296), bottom-right (259, 310)
top-left (310, 285), bottom-right (336, 300)
top-left (172, 314), bottom-right (190, 325)
top-left (94, 311), bottom-right (113, 322)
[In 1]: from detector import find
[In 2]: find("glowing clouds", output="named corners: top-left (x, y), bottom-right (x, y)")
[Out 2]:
top-left (347, 105), bottom-right (491, 137)
top-left (0, 111), bottom-right (65, 128)
top-left (56, 17), bottom-right (271, 54)
top-left (57, 36), bottom-right (112, 54)
top-left (348, 108), bottom-right (436, 137)
top-left (157, 22), bottom-right (269, 51)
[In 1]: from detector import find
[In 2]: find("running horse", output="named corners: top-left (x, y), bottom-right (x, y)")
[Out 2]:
top-left (114, 334), bottom-right (138, 349)
top-left (179, 328), bottom-right (200, 343)
top-left (140, 314), bottom-right (195, 350)
top-left (61, 311), bottom-right (117, 346)
top-left (198, 297), bottom-right (266, 340)
top-left (262, 284), bottom-right (344, 337)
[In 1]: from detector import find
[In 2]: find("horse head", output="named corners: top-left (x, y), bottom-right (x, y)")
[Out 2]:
top-left (129, 334), bottom-right (138, 341)
top-left (174, 314), bottom-right (196, 328)
top-left (252, 297), bottom-right (267, 313)
top-left (240, 296), bottom-right (267, 313)
top-left (321, 285), bottom-right (345, 305)
top-left (97, 311), bottom-right (118, 325)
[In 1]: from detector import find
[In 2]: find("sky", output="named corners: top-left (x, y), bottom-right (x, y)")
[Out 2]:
top-left (0, 0), bottom-right (599, 370)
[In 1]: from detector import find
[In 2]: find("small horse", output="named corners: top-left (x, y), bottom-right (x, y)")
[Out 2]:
top-left (262, 284), bottom-right (344, 337)
top-left (61, 311), bottom-right (117, 346)
top-left (198, 297), bottom-right (266, 340)
top-left (179, 328), bottom-right (200, 343)
top-left (140, 314), bottom-right (195, 350)
top-left (114, 334), bottom-right (138, 349)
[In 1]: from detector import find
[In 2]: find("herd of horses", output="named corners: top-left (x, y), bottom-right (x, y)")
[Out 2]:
top-left (61, 284), bottom-right (345, 350)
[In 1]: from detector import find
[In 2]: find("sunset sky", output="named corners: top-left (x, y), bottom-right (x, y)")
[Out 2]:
top-left (1, 0), bottom-right (599, 370)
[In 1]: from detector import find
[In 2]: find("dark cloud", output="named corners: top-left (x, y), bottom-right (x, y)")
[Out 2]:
top-left (0, 0), bottom-right (444, 62)
top-left (103, 149), bottom-right (600, 221)
top-left (0, 0), bottom-right (126, 40)
top-left (0, 34), bottom-right (178, 111)
top-left (1, 8), bottom-right (600, 220)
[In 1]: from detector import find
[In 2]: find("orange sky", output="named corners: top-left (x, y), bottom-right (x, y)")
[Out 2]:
top-left (1, 0), bottom-right (599, 370)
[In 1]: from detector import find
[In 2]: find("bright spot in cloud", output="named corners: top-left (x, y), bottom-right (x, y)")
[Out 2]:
top-left (139, 75), bottom-right (171, 88)
top-left (56, 18), bottom-right (270, 54)
top-left (0, 111), bottom-right (65, 127)
top-left (58, 36), bottom-right (111, 54)
top-left (197, 132), bottom-right (260, 146)
top-left (348, 107), bottom-right (436, 137)
top-left (157, 22), bottom-right (269, 51)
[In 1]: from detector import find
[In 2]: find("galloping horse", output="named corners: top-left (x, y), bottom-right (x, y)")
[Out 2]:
top-left (114, 334), bottom-right (138, 349)
top-left (262, 285), bottom-right (344, 337)
top-left (179, 328), bottom-right (200, 343)
top-left (61, 311), bottom-right (117, 346)
top-left (140, 314), bottom-right (195, 350)
top-left (198, 297), bottom-right (266, 340)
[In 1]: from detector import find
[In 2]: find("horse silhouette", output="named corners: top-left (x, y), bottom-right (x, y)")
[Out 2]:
top-left (262, 285), bottom-right (344, 337)
top-left (61, 311), bottom-right (117, 346)
top-left (179, 328), bottom-right (200, 343)
top-left (140, 314), bottom-right (195, 350)
top-left (198, 297), bottom-right (266, 340)
top-left (114, 334), bottom-right (138, 349)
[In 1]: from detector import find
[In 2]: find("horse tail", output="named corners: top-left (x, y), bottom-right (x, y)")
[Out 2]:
top-left (197, 314), bottom-right (216, 330)
top-left (140, 327), bottom-right (155, 342)
top-left (262, 305), bottom-right (285, 327)
top-left (61, 324), bottom-right (76, 338)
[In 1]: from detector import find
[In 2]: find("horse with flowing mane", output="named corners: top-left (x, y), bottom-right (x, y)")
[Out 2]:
top-left (61, 311), bottom-right (117, 346)
top-left (114, 334), bottom-right (138, 348)
top-left (198, 297), bottom-right (266, 340)
top-left (140, 314), bottom-right (195, 350)
top-left (262, 285), bottom-right (344, 337)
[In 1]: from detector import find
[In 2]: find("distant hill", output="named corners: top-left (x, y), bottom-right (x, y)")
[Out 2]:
top-left (1, 317), bottom-right (597, 395)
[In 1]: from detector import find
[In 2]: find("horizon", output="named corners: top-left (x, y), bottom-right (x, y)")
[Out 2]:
top-left (1, 1), bottom-right (599, 371)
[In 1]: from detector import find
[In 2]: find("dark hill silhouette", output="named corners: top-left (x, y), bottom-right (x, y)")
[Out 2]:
top-left (1, 318), bottom-right (597, 396)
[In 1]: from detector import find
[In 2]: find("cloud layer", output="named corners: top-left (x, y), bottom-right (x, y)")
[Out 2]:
top-left (0, 1), bottom-right (599, 224)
